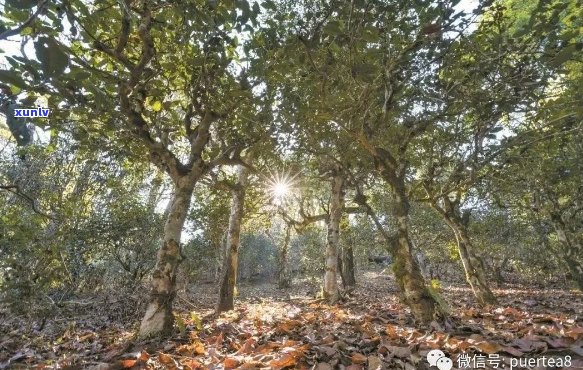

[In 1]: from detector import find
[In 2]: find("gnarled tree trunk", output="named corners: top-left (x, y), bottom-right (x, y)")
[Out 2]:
top-left (139, 180), bottom-right (194, 338)
top-left (217, 164), bottom-right (250, 312)
top-left (339, 215), bottom-right (356, 289)
top-left (551, 215), bottom-right (583, 292)
top-left (438, 200), bottom-right (497, 305)
top-left (340, 244), bottom-right (356, 288)
top-left (323, 173), bottom-right (344, 303)
top-left (374, 155), bottom-right (437, 325)
top-left (391, 180), bottom-right (436, 324)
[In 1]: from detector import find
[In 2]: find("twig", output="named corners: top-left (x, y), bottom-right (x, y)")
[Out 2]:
top-left (0, 0), bottom-right (51, 40)
top-left (0, 184), bottom-right (54, 219)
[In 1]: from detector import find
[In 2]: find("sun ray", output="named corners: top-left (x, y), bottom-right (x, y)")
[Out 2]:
top-left (265, 168), bottom-right (300, 203)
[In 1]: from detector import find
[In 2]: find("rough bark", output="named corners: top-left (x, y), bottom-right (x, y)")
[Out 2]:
top-left (138, 180), bottom-right (194, 338)
top-left (340, 244), bottom-right (356, 288)
top-left (551, 217), bottom-right (583, 292)
top-left (390, 180), bottom-right (436, 324)
top-left (323, 173), bottom-right (344, 303)
top-left (277, 225), bottom-right (292, 289)
top-left (438, 201), bottom-right (497, 305)
top-left (214, 231), bottom-right (228, 283)
top-left (372, 152), bottom-right (437, 324)
top-left (217, 164), bottom-right (250, 313)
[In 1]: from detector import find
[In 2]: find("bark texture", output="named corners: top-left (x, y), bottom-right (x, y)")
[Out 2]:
top-left (340, 244), bottom-right (356, 288)
top-left (437, 200), bottom-right (497, 305)
top-left (323, 173), bottom-right (344, 303)
top-left (277, 226), bottom-right (292, 289)
top-left (139, 181), bottom-right (193, 338)
top-left (550, 215), bottom-right (583, 292)
top-left (372, 152), bottom-right (437, 325)
top-left (391, 180), bottom-right (436, 324)
top-left (217, 164), bottom-right (250, 313)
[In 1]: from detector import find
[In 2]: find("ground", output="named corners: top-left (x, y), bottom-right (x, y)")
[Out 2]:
top-left (1, 269), bottom-right (582, 369)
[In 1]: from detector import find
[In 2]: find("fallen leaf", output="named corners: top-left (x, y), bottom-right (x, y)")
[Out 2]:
top-left (224, 357), bottom-right (240, 369)
top-left (346, 365), bottom-right (364, 370)
top-left (181, 358), bottom-right (203, 370)
top-left (351, 353), bottom-right (367, 364)
top-left (158, 353), bottom-right (179, 370)
top-left (565, 326), bottom-right (583, 340)
top-left (120, 359), bottom-right (137, 368)
top-left (474, 341), bottom-right (502, 354)
top-left (315, 363), bottom-right (333, 370)
top-left (367, 355), bottom-right (383, 370)
top-left (269, 353), bottom-right (297, 369)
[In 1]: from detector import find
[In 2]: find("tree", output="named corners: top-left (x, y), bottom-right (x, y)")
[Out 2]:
top-left (3, 0), bottom-right (263, 337)
top-left (217, 160), bottom-right (252, 313)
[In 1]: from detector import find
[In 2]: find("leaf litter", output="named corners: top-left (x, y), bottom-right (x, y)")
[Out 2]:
top-left (0, 271), bottom-right (581, 369)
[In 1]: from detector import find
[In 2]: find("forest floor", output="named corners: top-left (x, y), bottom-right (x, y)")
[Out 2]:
top-left (1, 268), bottom-right (582, 370)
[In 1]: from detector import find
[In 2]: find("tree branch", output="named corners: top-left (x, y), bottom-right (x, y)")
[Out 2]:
top-left (0, 184), bottom-right (54, 219)
top-left (0, 0), bottom-right (50, 40)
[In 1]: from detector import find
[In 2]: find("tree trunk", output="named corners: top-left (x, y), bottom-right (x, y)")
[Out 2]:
top-left (323, 173), bottom-right (344, 303)
top-left (551, 218), bottom-right (583, 292)
top-left (439, 202), bottom-right (497, 305)
top-left (453, 222), bottom-right (497, 305)
top-left (390, 179), bottom-right (436, 325)
top-left (277, 225), bottom-right (292, 289)
top-left (139, 180), bottom-right (194, 338)
top-left (217, 165), bottom-right (250, 313)
top-left (373, 155), bottom-right (437, 324)
top-left (214, 231), bottom-right (227, 284)
top-left (340, 244), bottom-right (356, 288)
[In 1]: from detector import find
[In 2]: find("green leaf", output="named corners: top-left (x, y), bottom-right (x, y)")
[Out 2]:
top-left (324, 20), bottom-right (342, 35)
top-left (550, 44), bottom-right (578, 67)
top-left (19, 95), bottom-right (37, 106)
top-left (351, 63), bottom-right (377, 82)
top-left (151, 101), bottom-right (163, 112)
top-left (0, 70), bottom-right (27, 89)
top-left (175, 314), bottom-right (187, 335)
top-left (262, 0), bottom-right (276, 10)
top-left (190, 311), bottom-right (203, 331)
top-left (6, 0), bottom-right (36, 9)
top-left (34, 37), bottom-right (70, 78)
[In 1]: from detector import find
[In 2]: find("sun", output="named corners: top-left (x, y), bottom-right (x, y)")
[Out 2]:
top-left (266, 170), bottom-right (298, 201)
top-left (272, 182), bottom-right (290, 198)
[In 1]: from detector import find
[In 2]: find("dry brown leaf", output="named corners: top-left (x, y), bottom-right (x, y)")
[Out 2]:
top-left (316, 345), bottom-right (337, 357)
top-left (277, 320), bottom-right (302, 333)
top-left (235, 337), bottom-right (256, 355)
top-left (351, 352), bottom-right (367, 364)
top-left (565, 326), bottom-right (583, 340)
top-left (239, 360), bottom-right (265, 369)
top-left (138, 351), bottom-right (150, 362)
top-left (269, 353), bottom-right (298, 369)
top-left (473, 341), bottom-right (503, 354)
top-left (158, 353), bottom-right (179, 370)
top-left (120, 359), bottom-right (137, 368)
top-left (367, 356), bottom-right (382, 370)
top-left (385, 325), bottom-right (399, 339)
top-left (346, 365), bottom-right (364, 370)
top-left (314, 362), bottom-right (334, 370)
top-left (501, 346), bottom-right (524, 357)
top-left (192, 341), bottom-right (205, 355)
top-left (224, 357), bottom-right (240, 369)
top-left (181, 358), bottom-right (204, 370)
top-left (385, 345), bottom-right (411, 358)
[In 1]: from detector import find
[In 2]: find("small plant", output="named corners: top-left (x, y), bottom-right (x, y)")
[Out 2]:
top-left (430, 279), bottom-right (442, 292)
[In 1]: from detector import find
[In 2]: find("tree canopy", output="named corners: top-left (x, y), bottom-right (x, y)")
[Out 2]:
top-left (1, 0), bottom-right (582, 368)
